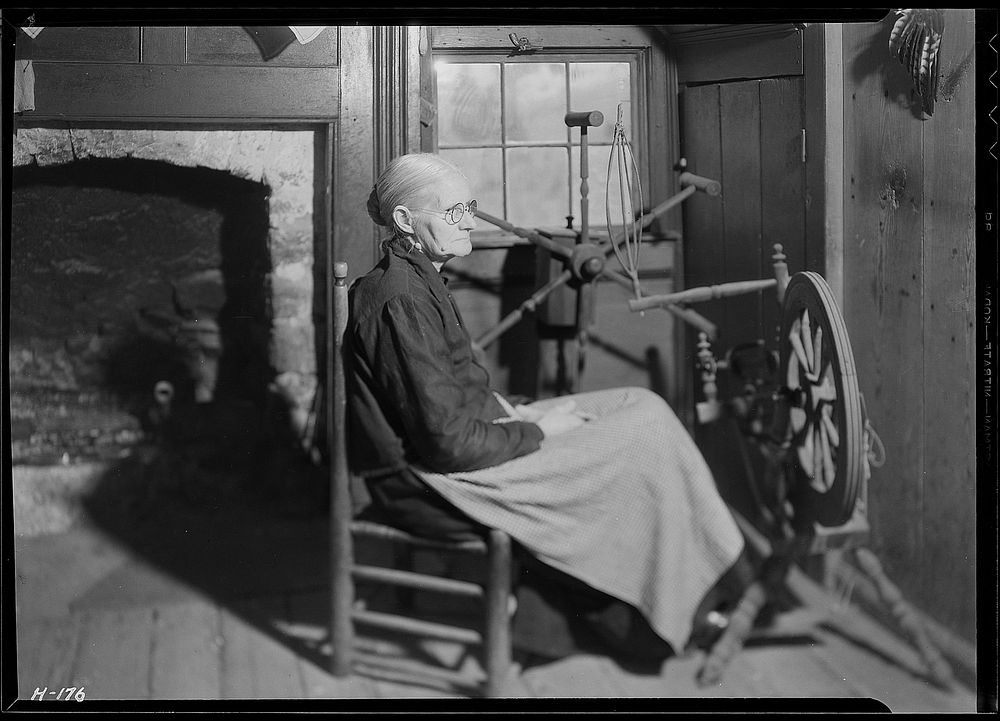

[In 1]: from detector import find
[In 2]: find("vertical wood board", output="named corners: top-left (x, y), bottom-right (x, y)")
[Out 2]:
top-left (719, 80), bottom-right (764, 347)
top-left (335, 26), bottom-right (379, 282)
top-left (759, 77), bottom-right (806, 347)
top-left (919, 8), bottom-right (977, 643)
top-left (842, 19), bottom-right (925, 591)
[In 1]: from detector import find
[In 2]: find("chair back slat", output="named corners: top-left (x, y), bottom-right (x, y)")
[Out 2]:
top-left (330, 260), bottom-right (354, 676)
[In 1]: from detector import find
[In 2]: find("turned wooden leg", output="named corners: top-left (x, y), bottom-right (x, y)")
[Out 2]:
top-left (852, 547), bottom-right (953, 688)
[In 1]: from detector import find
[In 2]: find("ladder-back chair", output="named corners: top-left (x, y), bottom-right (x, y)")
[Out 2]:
top-left (329, 261), bottom-right (516, 697)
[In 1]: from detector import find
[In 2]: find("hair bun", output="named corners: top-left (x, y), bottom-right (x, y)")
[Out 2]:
top-left (366, 185), bottom-right (387, 226)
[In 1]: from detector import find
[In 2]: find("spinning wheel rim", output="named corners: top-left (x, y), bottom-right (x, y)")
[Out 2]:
top-left (778, 272), bottom-right (865, 528)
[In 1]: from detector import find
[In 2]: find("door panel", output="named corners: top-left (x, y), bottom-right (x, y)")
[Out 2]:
top-left (680, 76), bottom-right (806, 519)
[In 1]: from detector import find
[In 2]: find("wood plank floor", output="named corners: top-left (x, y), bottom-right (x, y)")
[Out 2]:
top-left (12, 509), bottom-right (979, 711)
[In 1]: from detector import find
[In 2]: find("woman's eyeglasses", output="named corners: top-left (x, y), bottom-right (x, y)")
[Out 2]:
top-left (410, 199), bottom-right (477, 225)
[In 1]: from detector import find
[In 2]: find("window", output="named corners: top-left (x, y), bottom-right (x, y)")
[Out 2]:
top-left (434, 56), bottom-right (640, 239)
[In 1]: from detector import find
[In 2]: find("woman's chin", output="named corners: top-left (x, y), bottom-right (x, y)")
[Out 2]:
top-left (451, 239), bottom-right (474, 257)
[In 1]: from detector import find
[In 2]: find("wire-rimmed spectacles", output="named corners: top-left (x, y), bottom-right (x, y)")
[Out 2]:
top-left (410, 199), bottom-right (477, 226)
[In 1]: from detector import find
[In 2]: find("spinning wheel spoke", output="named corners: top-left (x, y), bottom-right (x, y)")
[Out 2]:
top-left (812, 324), bottom-right (824, 381)
top-left (800, 309), bottom-right (815, 372)
top-left (790, 407), bottom-right (807, 433)
top-left (812, 362), bottom-right (837, 404)
top-left (821, 405), bottom-right (840, 449)
top-left (816, 411), bottom-right (836, 492)
top-left (798, 426), bottom-right (814, 478)
top-left (788, 318), bottom-right (812, 378)
top-left (778, 272), bottom-right (865, 527)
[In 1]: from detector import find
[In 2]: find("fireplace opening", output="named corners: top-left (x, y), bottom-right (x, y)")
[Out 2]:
top-left (10, 158), bottom-right (274, 468)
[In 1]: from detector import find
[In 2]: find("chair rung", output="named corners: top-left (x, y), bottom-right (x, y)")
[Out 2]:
top-left (352, 608), bottom-right (483, 646)
top-left (352, 564), bottom-right (484, 598)
top-left (351, 521), bottom-right (488, 553)
top-left (352, 648), bottom-right (486, 689)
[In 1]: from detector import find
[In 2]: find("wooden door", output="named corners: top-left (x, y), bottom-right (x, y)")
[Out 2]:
top-left (679, 76), bottom-right (807, 519)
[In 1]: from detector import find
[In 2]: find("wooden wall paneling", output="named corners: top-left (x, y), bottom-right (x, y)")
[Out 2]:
top-left (842, 20), bottom-right (925, 595)
top-left (713, 80), bottom-right (765, 519)
top-left (679, 84), bottom-right (724, 308)
top-left (140, 27), bottom-right (187, 64)
top-left (405, 26), bottom-right (423, 155)
top-left (334, 25), bottom-right (378, 280)
top-left (802, 22), bottom-right (844, 298)
top-left (718, 80), bottom-right (764, 347)
top-left (419, 26), bottom-right (437, 152)
top-left (185, 26), bottom-right (338, 66)
top-left (672, 27), bottom-right (802, 85)
top-left (27, 63), bottom-right (339, 122)
top-left (759, 77), bottom-right (806, 346)
top-left (920, 8), bottom-right (977, 643)
top-left (431, 25), bottom-right (663, 51)
top-left (679, 83), bottom-right (752, 514)
top-left (28, 26), bottom-right (140, 63)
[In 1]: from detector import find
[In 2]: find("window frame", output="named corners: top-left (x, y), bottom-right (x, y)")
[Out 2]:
top-left (429, 48), bottom-right (652, 246)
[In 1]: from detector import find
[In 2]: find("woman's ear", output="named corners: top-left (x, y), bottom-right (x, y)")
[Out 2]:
top-left (391, 205), bottom-right (415, 236)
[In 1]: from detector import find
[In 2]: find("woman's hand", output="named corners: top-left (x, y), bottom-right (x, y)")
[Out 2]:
top-left (523, 400), bottom-right (592, 437)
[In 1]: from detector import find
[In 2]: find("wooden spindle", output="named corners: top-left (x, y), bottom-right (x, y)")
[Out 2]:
top-left (772, 243), bottom-right (789, 304)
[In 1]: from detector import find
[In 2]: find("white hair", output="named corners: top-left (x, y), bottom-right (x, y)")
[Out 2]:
top-left (366, 153), bottom-right (467, 234)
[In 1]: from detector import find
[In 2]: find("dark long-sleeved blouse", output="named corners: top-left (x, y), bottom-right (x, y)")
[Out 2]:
top-left (346, 236), bottom-right (544, 478)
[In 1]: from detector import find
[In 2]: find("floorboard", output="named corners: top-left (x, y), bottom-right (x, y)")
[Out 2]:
top-left (70, 607), bottom-right (154, 700)
top-left (149, 600), bottom-right (222, 700)
top-left (16, 616), bottom-right (83, 701)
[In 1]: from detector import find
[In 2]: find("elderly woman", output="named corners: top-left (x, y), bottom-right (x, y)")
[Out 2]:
top-left (346, 153), bottom-right (752, 661)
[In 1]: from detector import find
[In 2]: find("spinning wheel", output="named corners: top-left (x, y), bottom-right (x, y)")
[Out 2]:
top-left (778, 272), bottom-right (866, 529)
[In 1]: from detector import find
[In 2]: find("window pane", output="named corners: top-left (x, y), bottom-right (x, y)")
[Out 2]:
top-left (506, 147), bottom-right (569, 229)
top-left (436, 63), bottom-right (502, 146)
top-left (504, 63), bottom-right (567, 143)
top-left (568, 62), bottom-right (631, 145)
top-left (440, 148), bottom-right (504, 222)
top-left (571, 143), bottom-right (639, 234)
